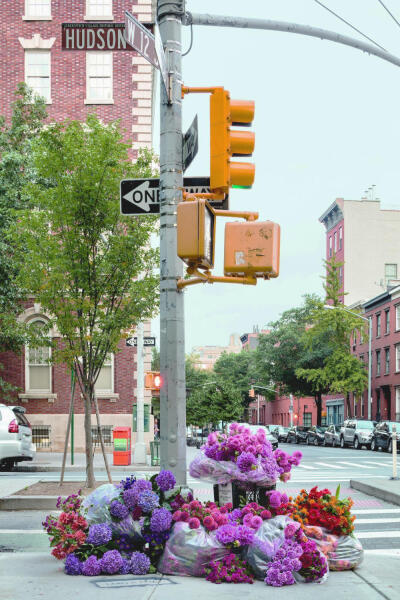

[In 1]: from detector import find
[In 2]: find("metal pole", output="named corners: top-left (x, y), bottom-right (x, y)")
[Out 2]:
top-left (158, 0), bottom-right (187, 485)
top-left (257, 394), bottom-right (259, 425)
top-left (368, 316), bottom-right (372, 421)
top-left (183, 13), bottom-right (400, 71)
top-left (133, 322), bottom-right (146, 464)
top-left (289, 394), bottom-right (294, 428)
top-left (391, 424), bottom-right (398, 480)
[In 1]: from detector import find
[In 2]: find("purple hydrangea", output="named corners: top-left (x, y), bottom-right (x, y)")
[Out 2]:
top-left (81, 555), bottom-right (102, 576)
top-left (123, 480), bottom-right (152, 509)
top-left (137, 490), bottom-right (159, 513)
top-left (87, 523), bottom-right (113, 546)
top-left (150, 507), bottom-right (173, 533)
top-left (215, 524), bottom-right (237, 545)
top-left (236, 524), bottom-right (255, 545)
top-left (109, 500), bottom-right (129, 520)
top-left (100, 550), bottom-right (124, 575)
top-left (130, 551), bottom-right (151, 575)
top-left (118, 475), bottom-right (136, 490)
top-left (120, 558), bottom-right (131, 574)
top-left (65, 553), bottom-right (82, 575)
top-left (236, 451), bottom-right (257, 472)
top-left (155, 470), bottom-right (176, 492)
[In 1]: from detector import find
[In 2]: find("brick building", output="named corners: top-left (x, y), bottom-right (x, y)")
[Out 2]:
top-left (0, 0), bottom-right (156, 451)
top-left (192, 334), bottom-right (241, 371)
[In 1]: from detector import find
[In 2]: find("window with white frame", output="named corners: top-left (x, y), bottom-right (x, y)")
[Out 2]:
top-left (396, 304), bottom-right (400, 331)
top-left (85, 0), bottom-right (113, 19)
top-left (329, 236), bottom-right (332, 257)
top-left (385, 263), bottom-right (397, 287)
top-left (26, 320), bottom-right (51, 392)
top-left (339, 226), bottom-right (343, 249)
top-left (396, 344), bottom-right (400, 372)
top-left (25, 51), bottom-right (51, 102)
top-left (86, 52), bottom-right (113, 103)
top-left (24, 0), bottom-right (51, 19)
top-left (385, 347), bottom-right (390, 374)
top-left (376, 350), bottom-right (381, 376)
top-left (94, 354), bottom-right (113, 394)
top-left (334, 232), bottom-right (337, 252)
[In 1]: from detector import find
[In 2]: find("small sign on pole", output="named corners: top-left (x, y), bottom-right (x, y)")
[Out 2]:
top-left (183, 115), bottom-right (198, 172)
top-left (126, 337), bottom-right (156, 347)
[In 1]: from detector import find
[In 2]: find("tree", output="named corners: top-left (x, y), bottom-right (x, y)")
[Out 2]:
top-left (186, 380), bottom-right (243, 428)
top-left (11, 114), bottom-right (159, 487)
top-left (213, 350), bottom-right (257, 408)
top-left (296, 256), bottom-right (368, 418)
top-left (0, 84), bottom-right (47, 397)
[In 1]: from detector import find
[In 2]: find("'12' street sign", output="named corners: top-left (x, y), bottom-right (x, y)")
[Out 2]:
top-left (120, 177), bottom-right (229, 215)
top-left (126, 337), bottom-right (156, 347)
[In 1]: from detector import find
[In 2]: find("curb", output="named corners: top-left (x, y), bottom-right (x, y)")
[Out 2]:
top-left (350, 479), bottom-right (400, 506)
top-left (14, 465), bottom-right (159, 473)
top-left (0, 495), bottom-right (59, 510)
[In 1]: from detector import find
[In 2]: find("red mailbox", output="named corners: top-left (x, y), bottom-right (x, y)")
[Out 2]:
top-left (113, 426), bottom-right (131, 466)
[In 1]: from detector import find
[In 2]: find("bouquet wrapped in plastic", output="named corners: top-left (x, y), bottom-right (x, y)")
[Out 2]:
top-left (158, 521), bottom-right (232, 577)
top-left (244, 516), bottom-right (329, 586)
top-left (304, 525), bottom-right (363, 571)
top-left (189, 423), bottom-right (302, 486)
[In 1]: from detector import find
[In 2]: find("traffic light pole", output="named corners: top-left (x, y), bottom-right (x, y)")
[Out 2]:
top-left (133, 322), bottom-right (146, 464)
top-left (158, 0), bottom-right (187, 485)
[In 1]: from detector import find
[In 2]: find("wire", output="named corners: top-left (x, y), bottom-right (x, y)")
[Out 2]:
top-left (313, 0), bottom-right (388, 52)
top-left (377, 0), bottom-right (400, 29)
top-left (182, 22), bottom-right (193, 56)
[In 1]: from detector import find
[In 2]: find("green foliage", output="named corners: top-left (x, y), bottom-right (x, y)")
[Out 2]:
top-left (213, 350), bottom-right (257, 406)
top-left (0, 83), bottom-right (48, 397)
top-left (186, 379), bottom-right (243, 427)
top-left (10, 114), bottom-right (160, 399)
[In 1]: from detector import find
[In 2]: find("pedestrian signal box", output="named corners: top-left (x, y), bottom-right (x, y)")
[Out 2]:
top-left (224, 221), bottom-right (280, 278)
top-left (249, 388), bottom-right (255, 398)
top-left (177, 199), bottom-right (216, 269)
top-left (145, 371), bottom-right (163, 391)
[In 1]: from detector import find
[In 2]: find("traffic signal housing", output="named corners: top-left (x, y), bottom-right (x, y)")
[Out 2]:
top-left (144, 371), bottom-right (163, 391)
top-left (249, 387), bottom-right (255, 398)
top-left (224, 221), bottom-right (280, 279)
top-left (210, 87), bottom-right (255, 194)
top-left (177, 199), bottom-right (216, 269)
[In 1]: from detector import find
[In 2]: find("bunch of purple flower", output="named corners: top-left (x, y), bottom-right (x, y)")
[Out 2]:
top-left (86, 523), bottom-right (112, 546)
top-left (215, 523), bottom-right (256, 547)
top-left (264, 538), bottom-right (303, 586)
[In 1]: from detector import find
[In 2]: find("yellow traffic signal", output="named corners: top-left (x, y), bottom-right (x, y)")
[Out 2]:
top-left (249, 387), bottom-right (255, 398)
top-left (210, 87), bottom-right (255, 194)
top-left (224, 221), bottom-right (280, 278)
top-left (177, 199), bottom-right (216, 269)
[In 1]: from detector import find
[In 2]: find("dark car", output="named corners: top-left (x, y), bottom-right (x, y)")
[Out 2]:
top-left (306, 426), bottom-right (328, 446)
top-left (371, 421), bottom-right (400, 453)
top-left (324, 424), bottom-right (342, 447)
top-left (286, 426), bottom-right (310, 444)
top-left (271, 425), bottom-right (289, 443)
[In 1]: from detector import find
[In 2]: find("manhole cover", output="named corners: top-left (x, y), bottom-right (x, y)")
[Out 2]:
top-left (93, 576), bottom-right (176, 588)
top-left (0, 546), bottom-right (15, 553)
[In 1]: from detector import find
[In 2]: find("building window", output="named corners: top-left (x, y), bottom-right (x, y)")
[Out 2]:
top-left (339, 226), bottom-right (343, 250)
top-left (334, 232), bottom-right (337, 253)
top-left (339, 266), bottom-right (343, 285)
top-left (385, 347), bottom-right (390, 375)
top-left (32, 425), bottom-right (51, 448)
top-left (91, 425), bottom-right (113, 446)
top-left (396, 305), bottom-right (400, 331)
top-left (385, 263), bottom-right (397, 287)
top-left (376, 350), bottom-right (381, 376)
top-left (353, 394), bottom-right (357, 417)
top-left (396, 344), bottom-right (400, 372)
top-left (361, 395), bottom-right (365, 417)
top-left (85, 52), bottom-right (113, 104)
top-left (24, 0), bottom-right (51, 19)
top-left (385, 309), bottom-right (390, 334)
top-left (329, 236), bottom-right (332, 257)
top-left (396, 387), bottom-right (400, 421)
top-left (376, 313), bottom-right (381, 338)
top-left (26, 320), bottom-right (51, 392)
top-left (25, 50), bottom-right (51, 102)
top-left (303, 412), bottom-right (312, 427)
top-left (94, 354), bottom-right (113, 394)
top-left (359, 354), bottom-right (364, 363)
top-left (85, 0), bottom-right (113, 19)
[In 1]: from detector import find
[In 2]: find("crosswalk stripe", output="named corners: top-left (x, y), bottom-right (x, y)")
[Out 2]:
top-left (364, 549), bottom-right (400, 556)
top-left (296, 464), bottom-right (317, 470)
top-left (356, 530), bottom-right (400, 539)
top-left (0, 530), bottom-right (44, 534)
top-left (314, 462), bottom-right (345, 469)
top-left (336, 461), bottom-right (374, 469)
top-left (355, 518), bottom-right (400, 524)
top-left (362, 461), bottom-right (392, 466)
top-left (353, 509), bottom-right (400, 514)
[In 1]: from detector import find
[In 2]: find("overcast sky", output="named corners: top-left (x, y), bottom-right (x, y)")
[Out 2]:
top-left (152, 0), bottom-right (400, 352)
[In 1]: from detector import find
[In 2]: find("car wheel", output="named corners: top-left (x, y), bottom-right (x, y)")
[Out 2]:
top-left (354, 437), bottom-right (360, 450)
top-left (296, 436), bottom-right (300, 444)
top-left (306, 436), bottom-right (310, 445)
top-left (340, 437), bottom-right (345, 448)
top-left (371, 438), bottom-right (377, 451)
top-left (0, 459), bottom-right (14, 472)
top-left (314, 438), bottom-right (319, 446)
top-left (388, 440), bottom-right (393, 453)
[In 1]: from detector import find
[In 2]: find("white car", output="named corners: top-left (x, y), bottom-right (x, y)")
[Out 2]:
top-left (0, 404), bottom-right (36, 471)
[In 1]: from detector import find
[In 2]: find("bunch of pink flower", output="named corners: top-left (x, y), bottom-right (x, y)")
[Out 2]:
top-left (203, 553), bottom-right (254, 584)
top-left (42, 492), bottom-right (88, 560)
top-left (172, 500), bottom-right (232, 532)
top-left (229, 501), bottom-right (274, 528)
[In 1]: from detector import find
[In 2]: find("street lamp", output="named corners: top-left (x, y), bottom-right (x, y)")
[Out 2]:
top-left (323, 305), bottom-right (372, 421)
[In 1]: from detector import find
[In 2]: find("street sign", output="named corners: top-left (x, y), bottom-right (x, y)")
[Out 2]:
top-left (183, 115), bottom-right (198, 172)
top-left (120, 177), bottom-right (229, 215)
top-left (124, 11), bottom-right (159, 68)
top-left (61, 22), bottom-right (154, 51)
top-left (126, 337), bottom-right (156, 347)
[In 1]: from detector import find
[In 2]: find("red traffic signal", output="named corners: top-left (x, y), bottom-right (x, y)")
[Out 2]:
top-left (144, 371), bottom-right (163, 391)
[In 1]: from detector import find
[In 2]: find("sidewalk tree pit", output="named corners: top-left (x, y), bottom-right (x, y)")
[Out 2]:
top-left (43, 425), bottom-right (363, 585)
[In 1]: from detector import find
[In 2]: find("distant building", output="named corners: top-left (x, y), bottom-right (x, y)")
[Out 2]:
top-left (240, 326), bottom-right (270, 350)
top-left (319, 197), bottom-right (400, 305)
top-left (192, 334), bottom-right (241, 371)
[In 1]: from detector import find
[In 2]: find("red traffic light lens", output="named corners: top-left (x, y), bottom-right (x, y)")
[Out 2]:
top-left (154, 374), bottom-right (163, 389)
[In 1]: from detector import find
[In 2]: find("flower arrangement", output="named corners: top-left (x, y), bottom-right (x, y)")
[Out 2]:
top-left (189, 424), bottom-right (302, 486)
top-left (203, 554), bottom-right (254, 584)
top-left (42, 492), bottom-right (88, 560)
top-left (290, 486), bottom-right (355, 536)
top-left (171, 500), bottom-right (232, 532)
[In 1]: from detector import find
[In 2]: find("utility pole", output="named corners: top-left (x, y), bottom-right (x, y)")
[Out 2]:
top-left (133, 322), bottom-right (146, 464)
top-left (158, 0), bottom-right (187, 484)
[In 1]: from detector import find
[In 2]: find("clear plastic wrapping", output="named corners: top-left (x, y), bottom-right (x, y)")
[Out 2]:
top-left (304, 525), bottom-right (363, 571)
top-left (189, 452), bottom-right (277, 487)
top-left (243, 515), bottom-right (289, 579)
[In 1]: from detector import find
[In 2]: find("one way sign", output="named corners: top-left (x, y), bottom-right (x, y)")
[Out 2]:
top-left (120, 177), bottom-right (229, 214)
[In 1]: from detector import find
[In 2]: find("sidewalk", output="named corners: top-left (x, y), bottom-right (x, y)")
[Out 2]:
top-left (351, 477), bottom-right (400, 506)
top-left (0, 553), bottom-right (398, 600)
top-left (16, 452), bottom-right (158, 472)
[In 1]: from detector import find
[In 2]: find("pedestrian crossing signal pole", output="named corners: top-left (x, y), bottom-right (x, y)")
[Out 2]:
top-left (158, 0), bottom-right (187, 485)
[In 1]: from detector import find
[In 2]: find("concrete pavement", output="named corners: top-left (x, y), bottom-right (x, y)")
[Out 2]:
top-left (0, 553), bottom-right (398, 600)
top-left (15, 451), bottom-right (158, 472)
top-left (351, 477), bottom-right (400, 506)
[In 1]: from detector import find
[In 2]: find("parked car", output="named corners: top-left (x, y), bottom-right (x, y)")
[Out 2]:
top-left (324, 424), bottom-right (342, 447)
top-left (246, 424), bottom-right (278, 450)
top-left (0, 404), bottom-right (36, 471)
top-left (306, 425), bottom-right (328, 446)
top-left (286, 426), bottom-right (310, 444)
top-left (339, 419), bottom-right (377, 449)
top-left (271, 425), bottom-right (289, 443)
top-left (371, 421), bottom-right (400, 453)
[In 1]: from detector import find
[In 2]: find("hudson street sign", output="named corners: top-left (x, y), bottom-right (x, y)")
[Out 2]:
top-left (126, 337), bottom-right (156, 347)
top-left (120, 177), bottom-right (229, 214)
top-left (62, 22), bottom-right (153, 51)
top-left (183, 115), bottom-right (198, 172)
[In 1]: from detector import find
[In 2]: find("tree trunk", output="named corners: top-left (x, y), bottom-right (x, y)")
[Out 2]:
top-left (315, 393), bottom-right (322, 426)
top-left (59, 393), bottom-right (74, 487)
top-left (93, 395), bottom-right (112, 484)
top-left (346, 392), bottom-right (352, 419)
top-left (84, 391), bottom-right (95, 488)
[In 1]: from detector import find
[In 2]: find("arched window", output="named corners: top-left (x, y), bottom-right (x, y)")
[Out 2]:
top-left (25, 319), bottom-right (51, 393)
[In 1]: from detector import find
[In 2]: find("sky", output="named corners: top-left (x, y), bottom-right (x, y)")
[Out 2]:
top-left (151, 0), bottom-right (400, 352)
